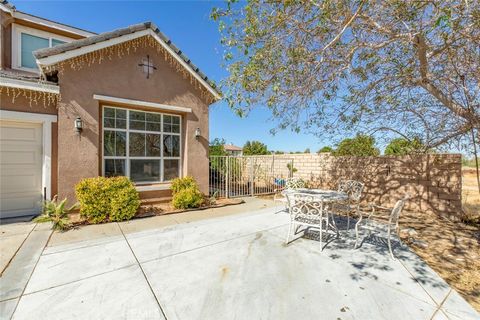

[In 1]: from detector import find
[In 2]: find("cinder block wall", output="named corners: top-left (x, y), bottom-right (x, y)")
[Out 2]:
top-left (271, 153), bottom-right (462, 218)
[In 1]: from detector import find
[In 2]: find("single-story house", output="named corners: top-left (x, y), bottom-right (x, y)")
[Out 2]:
top-left (0, 1), bottom-right (220, 219)
top-left (224, 144), bottom-right (243, 156)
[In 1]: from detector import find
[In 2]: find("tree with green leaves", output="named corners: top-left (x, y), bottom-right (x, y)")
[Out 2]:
top-left (333, 135), bottom-right (380, 157)
top-left (304, 148), bottom-right (311, 153)
top-left (318, 146), bottom-right (334, 153)
top-left (212, 1), bottom-right (479, 151)
top-left (243, 140), bottom-right (269, 155)
top-left (384, 137), bottom-right (426, 155)
top-left (209, 138), bottom-right (227, 156)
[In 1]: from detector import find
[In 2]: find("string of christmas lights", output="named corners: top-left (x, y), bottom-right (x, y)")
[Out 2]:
top-left (0, 86), bottom-right (59, 107)
top-left (1, 35), bottom-right (217, 107)
top-left (43, 35), bottom-right (216, 104)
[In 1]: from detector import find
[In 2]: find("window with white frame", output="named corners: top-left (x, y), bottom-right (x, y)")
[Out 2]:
top-left (103, 106), bottom-right (181, 183)
top-left (13, 24), bottom-right (70, 70)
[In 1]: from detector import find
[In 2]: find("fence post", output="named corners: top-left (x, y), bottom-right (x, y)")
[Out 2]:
top-left (226, 157), bottom-right (230, 198)
top-left (272, 154), bottom-right (275, 177)
top-left (289, 159), bottom-right (294, 178)
top-left (250, 158), bottom-right (254, 196)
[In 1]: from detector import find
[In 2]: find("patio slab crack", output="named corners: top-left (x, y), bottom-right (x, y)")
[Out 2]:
top-left (2, 224), bottom-right (53, 319)
top-left (117, 222), bottom-right (169, 320)
top-left (429, 289), bottom-right (452, 320)
top-left (17, 263), bottom-right (138, 297)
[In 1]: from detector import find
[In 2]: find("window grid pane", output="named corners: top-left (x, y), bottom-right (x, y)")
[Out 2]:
top-left (104, 107), bottom-right (126, 129)
top-left (163, 115), bottom-right (181, 133)
top-left (130, 160), bottom-right (160, 183)
top-left (163, 135), bottom-right (180, 157)
top-left (104, 130), bottom-right (126, 156)
top-left (116, 132), bottom-right (126, 156)
top-left (146, 134), bottom-right (161, 157)
top-left (116, 109), bottom-right (127, 119)
top-left (104, 159), bottom-right (125, 177)
top-left (104, 107), bottom-right (181, 183)
top-left (164, 159), bottom-right (179, 181)
top-left (104, 131), bottom-right (115, 156)
top-left (129, 132), bottom-right (146, 157)
top-left (20, 32), bottom-right (70, 69)
top-left (21, 33), bottom-right (49, 69)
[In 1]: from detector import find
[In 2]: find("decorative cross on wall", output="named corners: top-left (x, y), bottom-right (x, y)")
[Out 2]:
top-left (138, 55), bottom-right (157, 79)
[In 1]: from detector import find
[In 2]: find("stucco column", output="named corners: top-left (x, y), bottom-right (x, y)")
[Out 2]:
top-left (56, 100), bottom-right (100, 203)
top-left (184, 110), bottom-right (209, 194)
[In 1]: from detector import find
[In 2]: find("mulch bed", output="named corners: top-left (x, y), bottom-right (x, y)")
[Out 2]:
top-left (68, 198), bottom-right (245, 226)
top-left (135, 198), bottom-right (245, 218)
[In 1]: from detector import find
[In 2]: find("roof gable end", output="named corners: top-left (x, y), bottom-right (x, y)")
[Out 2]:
top-left (34, 22), bottom-right (221, 101)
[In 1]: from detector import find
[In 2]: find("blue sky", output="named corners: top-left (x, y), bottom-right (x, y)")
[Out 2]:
top-left (13, 0), bottom-right (330, 152)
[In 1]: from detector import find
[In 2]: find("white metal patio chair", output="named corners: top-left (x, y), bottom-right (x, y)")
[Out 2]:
top-left (334, 180), bottom-right (365, 231)
top-left (273, 177), bottom-right (306, 210)
top-left (354, 194), bottom-right (409, 259)
top-left (285, 192), bottom-right (339, 251)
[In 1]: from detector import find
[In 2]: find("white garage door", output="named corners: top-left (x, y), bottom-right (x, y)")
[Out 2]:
top-left (0, 120), bottom-right (43, 219)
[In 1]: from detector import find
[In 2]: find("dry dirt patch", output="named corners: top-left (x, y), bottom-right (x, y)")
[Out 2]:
top-left (400, 210), bottom-right (479, 311)
top-left (399, 168), bottom-right (480, 312)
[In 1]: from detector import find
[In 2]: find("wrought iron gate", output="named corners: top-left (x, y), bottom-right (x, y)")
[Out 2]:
top-left (209, 156), bottom-right (294, 198)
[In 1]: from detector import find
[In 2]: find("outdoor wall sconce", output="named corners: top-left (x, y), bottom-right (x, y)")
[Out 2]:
top-left (74, 117), bottom-right (83, 134)
top-left (195, 127), bottom-right (201, 140)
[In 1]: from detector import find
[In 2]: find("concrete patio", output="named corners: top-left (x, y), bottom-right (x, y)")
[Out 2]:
top-left (1, 200), bottom-right (478, 320)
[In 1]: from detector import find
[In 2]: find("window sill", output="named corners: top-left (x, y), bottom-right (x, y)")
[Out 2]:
top-left (11, 66), bottom-right (40, 75)
top-left (135, 183), bottom-right (171, 192)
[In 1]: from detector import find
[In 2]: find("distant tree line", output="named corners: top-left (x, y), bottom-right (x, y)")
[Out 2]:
top-left (318, 135), bottom-right (427, 156)
top-left (210, 135), bottom-right (429, 157)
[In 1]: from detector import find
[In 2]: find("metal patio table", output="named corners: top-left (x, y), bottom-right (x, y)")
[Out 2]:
top-left (283, 188), bottom-right (349, 202)
top-left (283, 188), bottom-right (349, 250)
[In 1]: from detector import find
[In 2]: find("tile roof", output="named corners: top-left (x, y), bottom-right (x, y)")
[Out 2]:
top-left (224, 144), bottom-right (243, 151)
top-left (0, 69), bottom-right (57, 86)
top-left (0, 0), bottom-right (14, 11)
top-left (34, 22), bottom-right (220, 98)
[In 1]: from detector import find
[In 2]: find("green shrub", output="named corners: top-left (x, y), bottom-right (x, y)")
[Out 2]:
top-left (170, 176), bottom-right (204, 209)
top-left (108, 178), bottom-right (141, 222)
top-left (171, 176), bottom-right (199, 194)
top-left (75, 176), bottom-right (140, 223)
top-left (172, 187), bottom-right (204, 209)
top-left (34, 195), bottom-right (78, 231)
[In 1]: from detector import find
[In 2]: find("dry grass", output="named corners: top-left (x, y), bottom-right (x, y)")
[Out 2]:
top-left (462, 168), bottom-right (480, 224)
top-left (399, 167), bottom-right (480, 312)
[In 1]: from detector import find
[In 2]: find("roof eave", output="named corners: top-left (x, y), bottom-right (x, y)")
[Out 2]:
top-left (0, 1), bottom-right (14, 13)
top-left (13, 11), bottom-right (97, 38)
top-left (0, 76), bottom-right (60, 94)
top-left (35, 25), bottom-right (221, 102)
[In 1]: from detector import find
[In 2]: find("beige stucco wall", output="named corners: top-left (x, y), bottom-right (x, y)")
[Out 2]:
top-left (0, 91), bottom-right (57, 114)
top-left (56, 42), bottom-right (211, 202)
top-left (267, 153), bottom-right (462, 218)
top-left (0, 10), bottom-right (13, 70)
